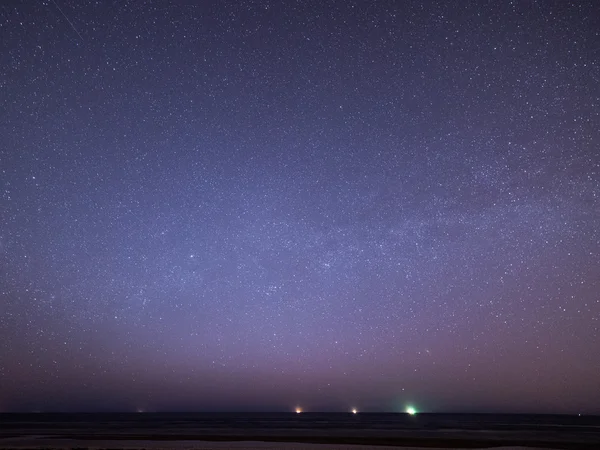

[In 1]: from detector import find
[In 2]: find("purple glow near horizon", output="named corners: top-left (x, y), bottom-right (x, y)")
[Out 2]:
top-left (0, 0), bottom-right (598, 413)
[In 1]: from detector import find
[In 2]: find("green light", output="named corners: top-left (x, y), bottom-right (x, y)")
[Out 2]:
top-left (406, 406), bottom-right (417, 415)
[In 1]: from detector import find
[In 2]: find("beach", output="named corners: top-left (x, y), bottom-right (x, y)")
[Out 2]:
top-left (0, 439), bottom-right (559, 450)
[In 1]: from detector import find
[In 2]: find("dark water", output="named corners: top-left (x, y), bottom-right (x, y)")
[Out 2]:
top-left (1, 413), bottom-right (599, 448)
top-left (2, 412), bottom-right (599, 429)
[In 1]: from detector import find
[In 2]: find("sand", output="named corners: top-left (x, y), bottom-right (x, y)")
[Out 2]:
top-left (0, 437), bottom-right (555, 450)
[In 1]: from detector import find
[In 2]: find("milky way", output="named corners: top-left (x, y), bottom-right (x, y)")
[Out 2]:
top-left (1, 0), bottom-right (599, 413)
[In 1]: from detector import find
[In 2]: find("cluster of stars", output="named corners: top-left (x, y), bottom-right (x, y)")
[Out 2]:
top-left (0, 0), bottom-right (598, 413)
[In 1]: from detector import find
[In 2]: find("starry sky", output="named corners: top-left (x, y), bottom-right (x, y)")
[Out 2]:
top-left (1, 0), bottom-right (599, 414)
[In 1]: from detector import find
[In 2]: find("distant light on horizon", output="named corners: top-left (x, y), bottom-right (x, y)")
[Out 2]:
top-left (352, 408), bottom-right (358, 414)
top-left (406, 406), bottom-right (417, 415)
top-left (295, 407), bottom-right (302, 414)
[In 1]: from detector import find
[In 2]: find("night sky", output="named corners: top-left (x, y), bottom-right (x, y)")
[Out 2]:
top-left (1, 0), bottom-right (599, 414)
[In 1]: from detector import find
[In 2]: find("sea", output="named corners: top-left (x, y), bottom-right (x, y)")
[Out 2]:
top-left (1, 412), bottom-right (599, 449)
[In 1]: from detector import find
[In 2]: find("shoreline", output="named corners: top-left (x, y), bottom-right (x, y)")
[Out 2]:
top-left (0, 434), bottom-right (590, 450)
